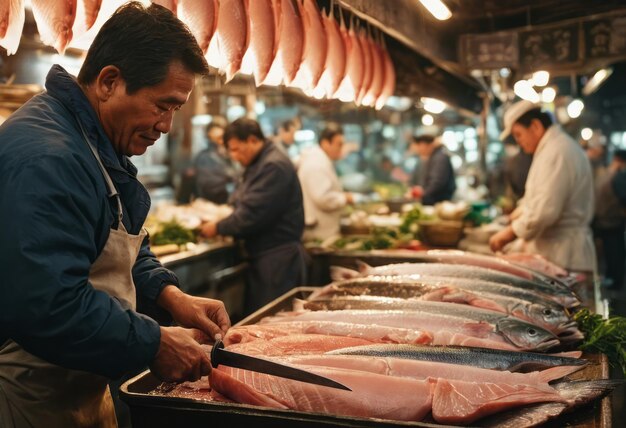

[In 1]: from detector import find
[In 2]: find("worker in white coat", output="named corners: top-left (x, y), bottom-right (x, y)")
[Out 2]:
top-left (298, 127), bottom-right (354, 241)
top-left (490, 100), bottom-right (596, 273)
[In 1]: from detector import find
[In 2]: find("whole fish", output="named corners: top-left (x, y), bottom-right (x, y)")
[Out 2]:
top-left (0, 0), bottom-right (24, 55)
top-left (328, 344), bottom-right (586, 372)
top-left (31, 0), bottom-right (77, 54)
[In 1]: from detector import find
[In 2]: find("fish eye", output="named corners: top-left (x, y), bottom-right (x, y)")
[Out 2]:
top-left (527, 328), bottom-right (537, 336)
top-left (542, 309), bottom-right (553, 316)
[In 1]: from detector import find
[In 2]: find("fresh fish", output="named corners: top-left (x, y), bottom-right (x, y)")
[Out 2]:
top-left (206, 0), bottom-right (249, 82)
top-left (499, 252), bottom-right (569, 278)
top-left (239, 0), bottom-right (275, 85)
top-left (334, 21), bottom-right (364, 103)
top-left (362, 37), bottom-right (384, 107)
top-left (72, 0), bottom-right (102, 39)
top-left (31, 0), bottom-right (77, 54)
top-left (312, 8), bottom-right (346, 98)
top-left (375, 44), bottom-right (395, 110)
top-left (328, 344), bottom-right (586, 372)
top-left (354, 262), bottom-right (579, 307)
top-left (262, 0), bottom-right (304, 86)
top-left (225, 333), bottom-right (378, 356)
top-left (262, 309), bottom-right (560, 351)
top-left (0, 0), bottom-right (24, 55)
top-left (223, 320), bottom-right (432, 346)
top-left (355, 30), bottom-right (372, 105)
top-left (290, 0), bottom-right (327, 92)
top-left (177, 0), bottom-right (218, 54)
top-left (480, 379), bottom-right (623, 427)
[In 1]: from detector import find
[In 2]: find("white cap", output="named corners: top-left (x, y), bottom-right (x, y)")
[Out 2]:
top-left (500, 100), bottom-right (541, 140)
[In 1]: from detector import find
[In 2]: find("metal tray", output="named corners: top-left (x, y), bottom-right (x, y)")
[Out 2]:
top-left (120, 287), bottom-right (612, 428)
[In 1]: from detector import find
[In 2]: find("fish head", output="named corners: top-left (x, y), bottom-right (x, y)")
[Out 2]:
top-left (496, 317), bottom-right (560, 351)
top-left (526, 304), bottom-right (572, 329)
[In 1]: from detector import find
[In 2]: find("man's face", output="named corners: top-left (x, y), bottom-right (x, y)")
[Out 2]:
top-left (280, 126), bottom-right (296, 145)
top-left (411, 142), bottom-right (431, 159)
top-left (208, 127), bottom-right (225, 146)
top-left (100, 61), bottom-right (195, 156)
top-left (321, 134), bottom-right (344, 161)
top-left (228, 136), bottom-right (263, 166)
top-left (511, 120), bottom-right (543, 154)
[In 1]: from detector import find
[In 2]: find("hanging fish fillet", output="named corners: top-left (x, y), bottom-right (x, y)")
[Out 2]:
top-left (290, 0), bottom-right (327, 92)
top-left (72, 0), bottom-right (102, 39)
top-left (262, 0), bottom-right (304, 86)
top-left (355, 30), bottom-right (372, 106)
top-left (206, 0), bottom-right (249, 82)
top-left (0, 0), bottom-right (24, 55)
top-left (335, 21), bottom-right (364, 103)
top-left (240, 0), bottom-right (275, 85)
top-left (151, 0), bottom-right (177, 14)
top-left (362, 38), bottom-right (384, 107)
top-left (312, 8), bottom-right (345, 99)
top-left (177, 0), bottom-right (218, 54)
top-left (375, 45), bottom-right (395, 110)
top-left (31, 0), bottom-right (77, 54)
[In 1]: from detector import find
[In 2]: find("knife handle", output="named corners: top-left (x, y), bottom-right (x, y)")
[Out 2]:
top-left (210, 339), bottom-right (225, 368)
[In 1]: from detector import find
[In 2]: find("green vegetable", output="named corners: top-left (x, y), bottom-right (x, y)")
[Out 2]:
top-left (151, 220), bottom-right (196, 246)
top-left (399, 205), bottom-right (434, 234)
top-left (574, 308), bottom-right (626, 375)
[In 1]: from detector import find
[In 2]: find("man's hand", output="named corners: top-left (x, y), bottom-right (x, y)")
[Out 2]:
top-left (345, 192), bottom-right (354, 205)
top-left (150, 326), bottom-right (212, 382)
top-left (158, 285), bottom-right (231, 340)
top-left (489, 225), bottom-right (517, 253)
top-left (200, 221), bottom-right (218, 238)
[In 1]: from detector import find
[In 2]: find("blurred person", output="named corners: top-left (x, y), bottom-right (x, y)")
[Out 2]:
top-left (200, 118), bottom-right (307, 314)
top-left (0, 3), bottom-right (230, 426)
top-left (408, 134), bottom-right (456, 205)
top-left (371, 155), bottom-right (397, 183)
top-left (275, 119), bottom-right (297, 155)
top-left (593, 149), bottom-right (626, 288)
top-left (489, 100), bottom-right (595, 274)
top-left (503, 142), bottom-right (533, 201)
top-left (584, 134), bottom-right (607, 182)
top-left (192, 121), bottom-right (239, 204)
top-left (298, 127), bottom-right (354, 241)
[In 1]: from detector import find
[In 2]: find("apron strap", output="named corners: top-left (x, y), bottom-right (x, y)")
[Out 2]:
top-left (75, 117), bottom-right (124, 227)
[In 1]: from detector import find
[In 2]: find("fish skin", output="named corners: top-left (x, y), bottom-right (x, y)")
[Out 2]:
top-left (355, 30), bottom-right (372, 105)
top-left (327, 344), bottom-right (587, 372)
top-left (375, 45), bottom-right (395, 110)
top-left (0, 0), bottom-right (10, 38)
top-left (73, 0), bottom-right (102, 37)
top-left (362, 37), bottom-right (384, 107)
top-left (335, 22), bottom-right (364, 103)
top-left (31, 0), bottom-right (77, 54)
top-left (290, 0), bottom-right (327, 91)
top-left (177, 0), bottom-right (218, 54)
top-left (206, 0), bottom-right (249, 82)
top-left (225, 333), bottom-right (378, 356)
top-left (0, 0), bottom-right (24, 55)
top-left (314, 8), bottom-right (346, 98)
top-left (240, 0), bottom-right (275, 85)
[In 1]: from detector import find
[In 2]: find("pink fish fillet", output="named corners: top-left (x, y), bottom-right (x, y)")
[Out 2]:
top-left (73, 0), bottom-right (101, 39)
top-left (206, 0), bottom-right (249, 82)
top-left (335, 22), bottom-right (364, 103)
top-left (222, 321), bottom-right (432, 346)
top-left (375, 46), bottom-right (395, 110)
top-left (151, 0), bottom-right (177, 14)
top-left (355, 31), bottom-right (372, 106)
top-left (177, 0), bottom-right (218, 54)
top-left (240, 0), bottom-right (275, 85)
top-left (225, 333), bottom-right (377, 356)
top-left (313, 9), bottom-right (345, 98)
top-left (210, 365), bottom-right (433, 421)
top-left (290, 0), bottom-right (327, 92)
top-left (0, 0), bottom-right (24, 55)
top-left (263, 0), bottom-right (304, 86)
top-left (362, 39), bottom-right (385, 107)
top-left (31, 0), bottom-right (77, 54)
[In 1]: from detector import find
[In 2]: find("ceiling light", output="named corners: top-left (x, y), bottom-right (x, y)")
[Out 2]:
top-left (421, 97), bottom-right (446, 114)
top-left (567, 99), bottom-right (584, 119)
top-left (419, 0), bottom-right (452, 21)
top-left (582, 67), bottom-right (613, 96)
top-left (513, 80), bottom-right (540, 103)
top-left (421, 114), bottom-right (434, 126)
top-left (541, 87), bottom-right (556, 103)
top-left (581, 128), bottom-right (593, 141)
top-left (499, 68), bottom-right (511, 78)
top-left (530, 70), bottom-right (550, 87)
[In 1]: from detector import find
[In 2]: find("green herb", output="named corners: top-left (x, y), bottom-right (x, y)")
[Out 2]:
top-left (399, 205), bottom-right (435, 234)
top-left (574, 308), bottom-right (626, 375)
top-left (151, 220), bottom-right (196, 246)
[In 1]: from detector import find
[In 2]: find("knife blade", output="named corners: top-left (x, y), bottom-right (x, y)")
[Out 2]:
top-left (210, 340), bottom-right (351, 391)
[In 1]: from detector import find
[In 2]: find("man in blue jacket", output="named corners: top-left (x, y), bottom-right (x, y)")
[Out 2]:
top-left (0, 3), bottom-right (230, 426)
top-left (201, 118), bottom-right (307, 315)
top-left (409, 134), bottom-right (457, 205)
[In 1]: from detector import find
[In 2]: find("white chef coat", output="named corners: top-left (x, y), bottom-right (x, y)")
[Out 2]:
top-left (511, 125), bottom-right (596, 271)
top-left (297, 145), bottom-right (348, 241)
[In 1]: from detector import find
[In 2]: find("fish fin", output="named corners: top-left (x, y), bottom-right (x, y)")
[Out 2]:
top-left (537, 365), bottom-right (586, 383)
top-left (355, 260), bottom-right (372, 274)
top-left (549, 350), bottom-right (583, 359)
top-left (330, 265), bottom-right (360, 281)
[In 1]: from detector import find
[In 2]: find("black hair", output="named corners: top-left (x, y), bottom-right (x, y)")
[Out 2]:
top-left (77, 1), bottom-right (209, 93)
top-left (412, 134), bottom-right (435, 144)
top-left (614, 149), bottom-right (626, 163)
top-left (515, 107), bottom-right (553, 130)
top-left (319, 127), bottom-right (344, 144)
top-left (206, 122), bottom-right (224, 134)
top-left (224, 118), bottom-right (265, 143)
top-left (280, 119), bottom-right (296, 132)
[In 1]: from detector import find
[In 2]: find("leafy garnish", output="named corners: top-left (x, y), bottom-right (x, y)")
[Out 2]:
top-left (574, 308), bottom-right (626, 375)
top-left (151, 219), bottom-right (196, 246)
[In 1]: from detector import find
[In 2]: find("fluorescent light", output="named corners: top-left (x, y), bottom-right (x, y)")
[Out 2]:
top-left (419, 0), bottom-right (452, 20)
top-left (421, 114), bottom-right (434, 126)
top-left (582, 67), bottom-right (613, 96)
top-left (567, 99), bottom-right (584, 119)
top-left (513, 80), bottom-right (540, 103)
top-left (541, 87), bottom-right (556, 103)
top-left (421, 97), bottom-right (446, 114)
top-left (530, 70), bottom-right (550, 87)
top-left (581, 128), bottom-right (593, 141)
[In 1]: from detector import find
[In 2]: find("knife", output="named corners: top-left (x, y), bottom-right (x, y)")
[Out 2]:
top-left (210, 340), bottom-right (351, 391)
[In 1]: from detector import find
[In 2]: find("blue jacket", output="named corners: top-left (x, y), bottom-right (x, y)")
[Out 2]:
top-left (0, 65), bottom-right (178, 378)
top-left (413, 145), bottom-right (456, 205)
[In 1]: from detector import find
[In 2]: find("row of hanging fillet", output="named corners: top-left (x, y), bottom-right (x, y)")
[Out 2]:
top-left (0, 0), bottom-right (396, 109)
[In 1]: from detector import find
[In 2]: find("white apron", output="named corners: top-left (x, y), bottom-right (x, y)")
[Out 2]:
top-left (0, 122), bottom-right (147, 428)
